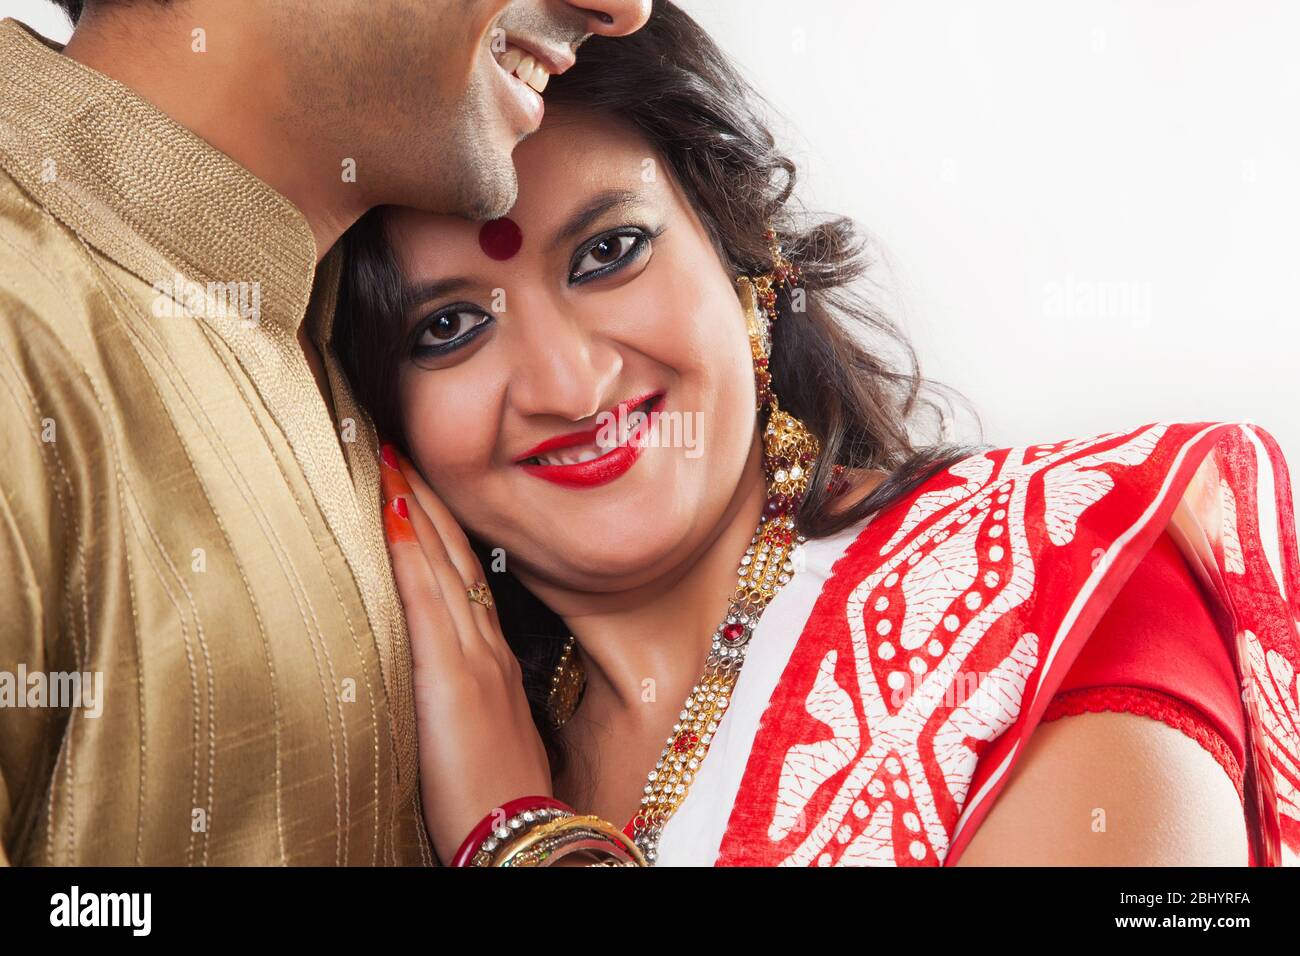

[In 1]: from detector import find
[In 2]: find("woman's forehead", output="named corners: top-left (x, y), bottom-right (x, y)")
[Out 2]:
top-left (390, 136), bottom-right (673, 268)
top-left (384, 105), bottom-right (692, 280)
top-left (507, 112), bottom-right (664, 216)
top-left (515, 107), bottom-right (652, 176)
top-left (390, 180), bottom-right (665, 263)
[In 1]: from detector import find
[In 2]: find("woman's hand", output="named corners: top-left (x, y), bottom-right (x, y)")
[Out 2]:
top-left (378, 443), bottom-right (553, 865)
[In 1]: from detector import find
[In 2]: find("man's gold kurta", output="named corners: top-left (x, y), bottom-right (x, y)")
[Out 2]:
top-left (0, 18), bottom-right (431, 865)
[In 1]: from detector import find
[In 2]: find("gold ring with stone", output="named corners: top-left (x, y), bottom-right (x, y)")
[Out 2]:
top-left (466, 582), bottom-right (494, 608)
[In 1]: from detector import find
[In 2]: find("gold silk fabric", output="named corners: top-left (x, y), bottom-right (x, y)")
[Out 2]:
top-left (0, 18), bottom-right (431, 865)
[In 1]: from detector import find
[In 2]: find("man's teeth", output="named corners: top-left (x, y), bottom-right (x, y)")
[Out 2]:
top-left (495, 42), bottom-right (550, 94)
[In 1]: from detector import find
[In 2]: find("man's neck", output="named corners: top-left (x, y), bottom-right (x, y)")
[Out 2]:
top-left (62, 8), bottom-right (364, 261)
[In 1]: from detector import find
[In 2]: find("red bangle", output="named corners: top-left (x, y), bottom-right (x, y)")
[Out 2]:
top-left (449, 795), bottom-right (575, 867)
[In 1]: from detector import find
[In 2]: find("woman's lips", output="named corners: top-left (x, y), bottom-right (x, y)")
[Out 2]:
top-left (517, 393), bottom-right (665, 489)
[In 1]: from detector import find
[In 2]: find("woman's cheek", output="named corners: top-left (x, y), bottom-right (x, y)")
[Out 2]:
top-left (400, 386), bottom-right (484, 493)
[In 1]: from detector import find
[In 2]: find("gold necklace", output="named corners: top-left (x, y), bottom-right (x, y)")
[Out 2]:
top-left (547, 407), bottom-right (824, 863)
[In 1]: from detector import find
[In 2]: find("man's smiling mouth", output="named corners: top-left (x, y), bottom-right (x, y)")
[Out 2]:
top-left (491, 25), bottom-right (579, 96)
top-left (492, 41), bottom-right (551, 94)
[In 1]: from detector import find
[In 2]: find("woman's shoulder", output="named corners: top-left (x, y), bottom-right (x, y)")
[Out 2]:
top-left (1045, 528), bottom-right (1248, 793)
top-left (802, 417), bottom-right (1296, 657)
top-left (832, 418), bottom-right (1295, 555)
top-left (728, 421), bottom-right (1297, 866)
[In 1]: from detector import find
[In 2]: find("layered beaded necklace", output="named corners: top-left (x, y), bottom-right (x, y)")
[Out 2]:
top-left (547, 407), bottom-right (828, 864)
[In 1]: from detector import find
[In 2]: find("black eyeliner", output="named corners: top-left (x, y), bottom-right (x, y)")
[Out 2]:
top-left (568, 223), bottom-right (665, 286)
top-left (409, 305), bottom-right (494, 359)
top-left (407, 222), bottom-right (666, 362)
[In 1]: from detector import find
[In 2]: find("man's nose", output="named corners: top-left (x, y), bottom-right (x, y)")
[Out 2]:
top-left (561, 0), bottom-right (652, 38)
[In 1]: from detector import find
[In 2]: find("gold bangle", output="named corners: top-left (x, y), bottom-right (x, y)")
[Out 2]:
top-left (497, 817), bottom-right (629, 867)
top-left (494, 814), bottom-right (646, 868)
top-left (468, 805), bottom-right (573, 866)
top-left (503, 833), bottom-right (597, 868)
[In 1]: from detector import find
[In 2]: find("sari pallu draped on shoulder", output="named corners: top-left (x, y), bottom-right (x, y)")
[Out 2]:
top-left (654, 421), bottom-right (1300, 866)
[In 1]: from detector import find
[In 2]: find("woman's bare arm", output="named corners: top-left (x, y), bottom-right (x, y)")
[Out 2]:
top-left (954, 710), bottom-right (1249, 866)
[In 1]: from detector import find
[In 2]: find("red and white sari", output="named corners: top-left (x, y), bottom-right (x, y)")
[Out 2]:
top-left (655, 421), bottom-right (1300, 866)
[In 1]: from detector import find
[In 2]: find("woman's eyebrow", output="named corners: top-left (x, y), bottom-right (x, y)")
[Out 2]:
top-left (551, 188), bottom-right (644, 248)
top-left (397, 190), bottom-right (645, 309)
top-left (402, 275), bottom-right (474, 309)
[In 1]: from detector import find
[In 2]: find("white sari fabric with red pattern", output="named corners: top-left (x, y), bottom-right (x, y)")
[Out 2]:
top-left (656, 421), bottom-right (1300, 866)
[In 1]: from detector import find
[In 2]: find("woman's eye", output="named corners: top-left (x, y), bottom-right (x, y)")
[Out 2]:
top-left (571, 233), bottom-right (644, 281)
top-left (412, 308), bottom-right (492, 354)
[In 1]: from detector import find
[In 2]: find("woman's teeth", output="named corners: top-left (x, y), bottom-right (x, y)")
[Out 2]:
top-left (525, 399), bottom-right (657, 467)
top-left (495, 42), bottom-right (550, 94)
top-left (531, 445), bottom-right (607, 467)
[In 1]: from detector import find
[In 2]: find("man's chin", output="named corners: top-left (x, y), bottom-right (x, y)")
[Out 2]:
top-left (460, 158), bottom-right (518, 222)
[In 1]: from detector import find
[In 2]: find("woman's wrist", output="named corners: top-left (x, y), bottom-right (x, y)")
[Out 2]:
top-left (493, 814), bottom-right (644, 867)
top-left (448, 796), bottom-right (646, 867)
top-left (448, 795), bottom-right (574, 867)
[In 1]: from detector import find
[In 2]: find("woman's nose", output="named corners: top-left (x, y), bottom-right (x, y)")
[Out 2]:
top-left (560, 0), bottom-right (652, 37)
top-left (507, 304), bottom-right (624, 423)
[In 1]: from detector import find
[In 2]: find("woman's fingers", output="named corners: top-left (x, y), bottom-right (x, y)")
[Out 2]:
top-left (380, 487), bottom-right (465, 682)
top-left (377, 445), bottom-right (554, 864)
top-left (396, 450), bottom-right (490, 586)
top-left (391, 448), bottom-right (512, 654)
top-left (380, 446), bottom-right (483, 662)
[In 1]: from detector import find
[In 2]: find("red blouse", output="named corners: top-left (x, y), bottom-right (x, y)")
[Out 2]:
top-left (1043, 529), bottom-right (1247, 800)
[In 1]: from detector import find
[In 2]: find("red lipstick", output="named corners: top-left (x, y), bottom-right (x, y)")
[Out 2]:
top-left (516, 391), bottom-right (665, 489)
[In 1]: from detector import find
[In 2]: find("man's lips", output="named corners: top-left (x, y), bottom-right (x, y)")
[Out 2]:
top-left (493, 34), bottom-right (576, 83)
top-left (488, 31), bottom-right (576, 134)
top-left (514, 392), bottom-right (666, 489)
top-left (491, 52), bottom-right (545, 132)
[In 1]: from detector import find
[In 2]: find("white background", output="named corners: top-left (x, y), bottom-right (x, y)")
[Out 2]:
top-left (6, 0), bottom-right (1297, 466)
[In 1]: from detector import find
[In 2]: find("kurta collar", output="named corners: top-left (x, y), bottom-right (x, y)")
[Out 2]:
top-left (0, 17), bottom-right (318, 335)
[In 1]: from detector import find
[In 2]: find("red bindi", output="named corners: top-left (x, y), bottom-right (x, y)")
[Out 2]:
top-left (478, 217), bottom-right (523, 260)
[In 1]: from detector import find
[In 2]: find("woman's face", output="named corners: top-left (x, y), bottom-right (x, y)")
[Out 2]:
top-left (385, 107), bottom-right (760, 593)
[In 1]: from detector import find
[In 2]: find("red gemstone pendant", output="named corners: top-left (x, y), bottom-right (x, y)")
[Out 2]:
top-left (673, 731), bottom-right (700, 754)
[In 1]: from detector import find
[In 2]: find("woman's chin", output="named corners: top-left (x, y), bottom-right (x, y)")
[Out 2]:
top-left (507, 517), bottom-right (699, 592)
top-left (471, 455), bottom-right (731, 588)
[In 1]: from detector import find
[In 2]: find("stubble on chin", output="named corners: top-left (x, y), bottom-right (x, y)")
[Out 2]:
top-left (459, 154), bottom-right (519, 222)
top-left (431, 60), bottom-right (520, 221)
